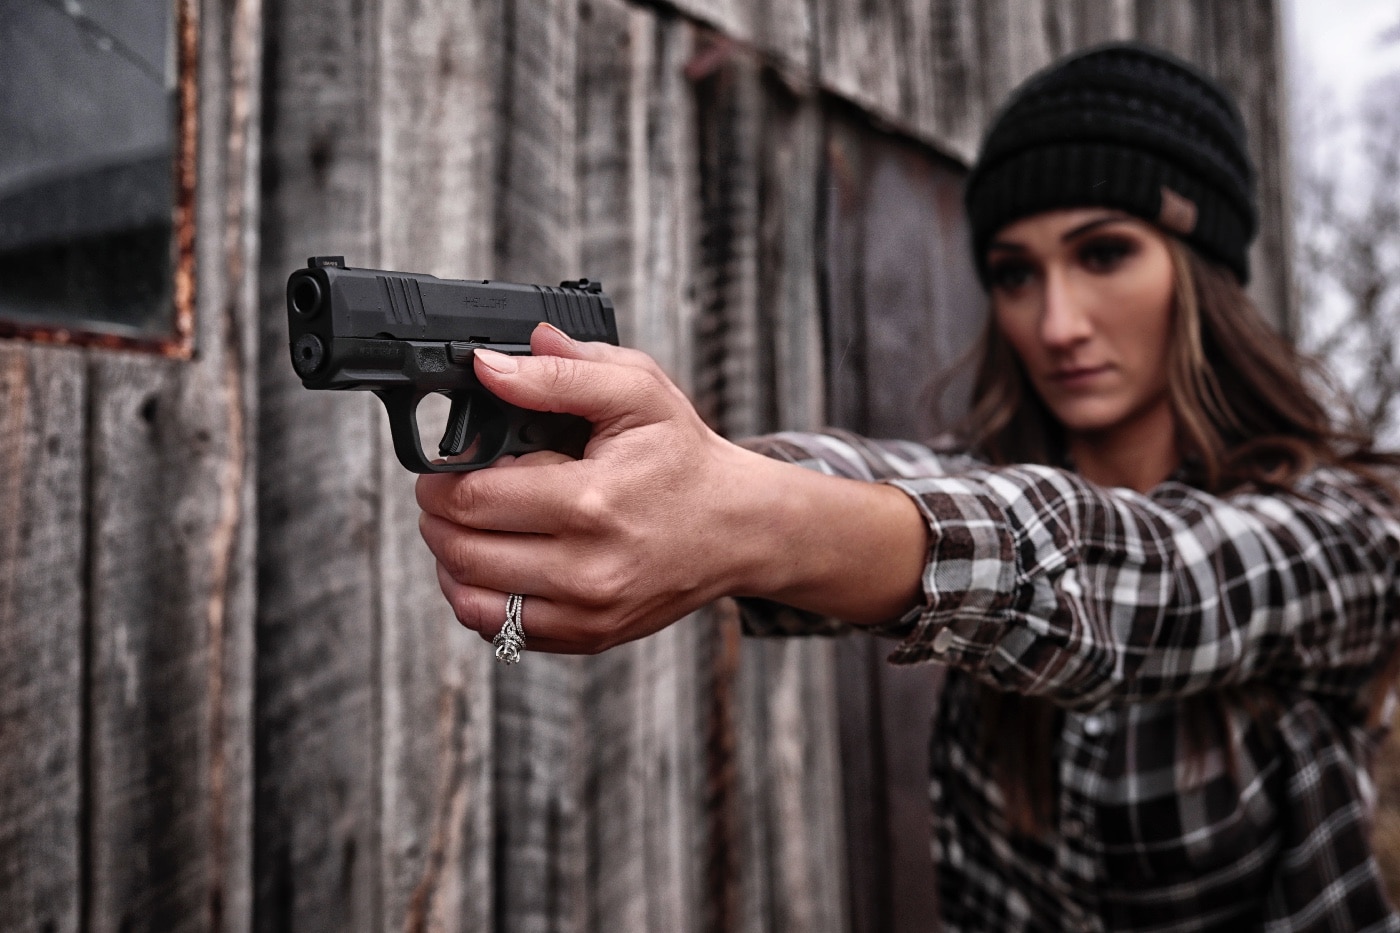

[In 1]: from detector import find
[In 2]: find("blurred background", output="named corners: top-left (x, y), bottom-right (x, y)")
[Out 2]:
top-left (1288, 0), bottom-right (1400, 903)
top-left (0, 0), bottom-right (1398, 930)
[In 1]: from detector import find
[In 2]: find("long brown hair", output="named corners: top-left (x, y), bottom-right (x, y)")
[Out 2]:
top-left (956, 238), bottom-right (1395, 835)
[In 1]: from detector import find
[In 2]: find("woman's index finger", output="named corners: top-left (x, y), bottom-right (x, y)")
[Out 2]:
top-left (415, 458), bottom-right (586, 534)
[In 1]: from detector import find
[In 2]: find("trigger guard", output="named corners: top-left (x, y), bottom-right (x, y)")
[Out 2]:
top-left (374, 388), bottom-right (506, 474)
top-left (373, 390), bottom-right (588, 473)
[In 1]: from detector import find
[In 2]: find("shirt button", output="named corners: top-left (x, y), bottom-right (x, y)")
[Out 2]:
top-left (932, 628), bottom-right (955, 653)
top-left (1082, 715), bottom-right (1106, 737)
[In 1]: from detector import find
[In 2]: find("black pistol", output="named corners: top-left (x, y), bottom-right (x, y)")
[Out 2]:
top-left (286, 256), bottom-right (620, 473)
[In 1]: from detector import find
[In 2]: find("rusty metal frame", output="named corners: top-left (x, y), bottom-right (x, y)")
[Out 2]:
top-left (0, 0), bottom-right (198, 359)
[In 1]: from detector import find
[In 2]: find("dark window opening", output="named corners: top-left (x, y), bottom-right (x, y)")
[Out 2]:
top-left (0, 0), bottom-right (194, 354)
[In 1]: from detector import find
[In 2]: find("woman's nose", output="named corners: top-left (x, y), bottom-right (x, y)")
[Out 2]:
top-left (1038, 269), bottom-right (1093, 350)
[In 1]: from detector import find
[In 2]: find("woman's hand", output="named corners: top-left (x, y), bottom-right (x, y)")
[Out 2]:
top-left (415, 323), bottom-right (767, 653)
top-left (416, 323), bottom-right (930, 654)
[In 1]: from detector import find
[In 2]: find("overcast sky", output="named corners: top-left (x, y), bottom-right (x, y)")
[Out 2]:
top-left (1285, 0), bottom-right (1400, 437)
top-left (1286, 0), bottom-right (1400, 111)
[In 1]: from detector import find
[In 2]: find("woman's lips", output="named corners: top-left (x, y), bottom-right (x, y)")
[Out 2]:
top-left (1049, 364), bottom-right (1111, 387)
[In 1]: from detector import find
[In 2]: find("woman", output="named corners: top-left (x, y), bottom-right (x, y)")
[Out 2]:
top-left (417, 44), bottom-right (1400, 930)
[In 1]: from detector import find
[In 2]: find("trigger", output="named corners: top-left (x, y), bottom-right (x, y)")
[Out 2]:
top-left (439, 394), bottom-right (476, 457)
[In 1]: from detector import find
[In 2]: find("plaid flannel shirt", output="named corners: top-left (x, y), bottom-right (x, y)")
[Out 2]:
top-left (739, 429), bottom-right (1400, 932)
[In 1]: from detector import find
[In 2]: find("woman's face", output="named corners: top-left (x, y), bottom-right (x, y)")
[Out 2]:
top-left (987, 208), bottom-right (1176, 442)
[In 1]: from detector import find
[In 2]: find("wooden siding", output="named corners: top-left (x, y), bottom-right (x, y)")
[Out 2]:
top-left (0, 1), bottom-right (1296, 932)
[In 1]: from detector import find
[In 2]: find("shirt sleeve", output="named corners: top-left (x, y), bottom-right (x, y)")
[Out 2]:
top-left (734, 429), bottom-right (984, 639)
top-left (885, 463), bottom-right (1400, 710)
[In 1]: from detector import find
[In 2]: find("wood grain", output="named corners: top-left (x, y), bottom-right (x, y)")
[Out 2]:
top-left (1066, 0), bottom-right (1135, 47)
top-left (375, 0), bottom-right (502, 930)
top-left (577, 6), bottom-right (708, 933)
top-left (254, 0), bottom-right (382, 927)
top-left (0, 2), bottom-right (1304, 931)
top-left (80, 0), bottom-right (261, 925)
top-left (822, 117), bottom-right (987, 933)
top-left (690, 40), bottom-right (765, 439)
top-left (0, 346), bottom-right (85, 933)
top-left (636, 13), bottom-right (701, 391)
top-left (85, 356), bottom-right (212, 933)
top-left (664, 0), bottom-right (813, 74)
top-left (758, 78), bottom-right (825, 434)
top-left (491, 2), bottom-right (589, 930)
top-left (814, 0), bottom-right (903, 129)
top-left (740, 73), bottom-right (849, 933)
top-left (928, 0), bottom-right (986, 162)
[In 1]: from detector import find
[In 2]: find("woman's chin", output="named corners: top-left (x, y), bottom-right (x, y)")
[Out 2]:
top-left (1045, 402), bottom-right (1127, 437)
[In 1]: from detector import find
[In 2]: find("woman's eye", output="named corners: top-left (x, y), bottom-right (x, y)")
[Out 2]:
top-left (988, 261), bottom-right (1034, 292)
top-left (1079, 237), bottom-right (1135, 273)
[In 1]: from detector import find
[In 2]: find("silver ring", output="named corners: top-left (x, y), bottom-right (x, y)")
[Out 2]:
top-left (493, 593), bottom-right (526, 664)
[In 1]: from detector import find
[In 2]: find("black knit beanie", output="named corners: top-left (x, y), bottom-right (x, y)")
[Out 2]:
top-left (964, 42), bottom-right (1257, 285)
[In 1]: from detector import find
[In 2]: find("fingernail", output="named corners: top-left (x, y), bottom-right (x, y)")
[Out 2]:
top-left (539, 322), bottom-right (574, 343)
top-left (474, 348), bottom-right (518, 373)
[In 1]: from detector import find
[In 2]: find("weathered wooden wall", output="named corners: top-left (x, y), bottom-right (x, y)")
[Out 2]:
top-left (0, 1), bottom-right (1295, 932)
top-left (1, 1), bottom-right (261, 931)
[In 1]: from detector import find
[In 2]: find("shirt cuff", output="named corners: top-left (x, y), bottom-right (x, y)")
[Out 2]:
top-left (875, 476), bottom-right (1022, 666)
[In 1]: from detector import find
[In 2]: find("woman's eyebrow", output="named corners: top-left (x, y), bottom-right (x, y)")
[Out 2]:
top-left (1060, 216), bottom-right (1125, 242)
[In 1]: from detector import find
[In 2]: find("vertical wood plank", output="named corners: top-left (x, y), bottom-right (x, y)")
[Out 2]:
top-left (822, 118), bottom-right (869, 433)
top-left (861, 148), bottom-right (984, 441)
top-left (833, 638), bottom-right (891, 933)
top-left (1134, 0), bottom-right (1197, 58)
top-left (1066, 0), bottom-right (1135, 48)
top-left (739, 76), bottom-right (849, 933)
top-left (85, 358), bottom-right (206, 933)
top-left (823, 114), bottom-right (986, 933)
top-left (204, 0), bottom-right (262, 925)
top-left (0, 346), bottom-right (85, 933)
top-left (82, 0), bottom-right (261, 926)
top-left (691, 36), bottom-right (851, 930)
top-left (812, 0), bottom-right (904, 139)
top-left (736, 640), bottom-right (850, 933)
top-left (691, 41), bottom-right (849, 933)
top-left (977, 0), bottom-right (1054, 114)
top-left (494, 0), bottom-right (582, 283)
top-left (374, 0), bottom-right (502, 930)
top-left (576, 4), bottom-right (698, 933)
top-left (1216, 0), bottom-right (1294, 331)
top-left (760, 84), bottom-right (826, 434)
top-left (861, 145), bottom-right (983, 933)
top-left (638, 14), bottom-right (702, 392)
top-left (637, 19), bottom-right (711, 933)
top-left (929, 0), bottom-right (986, 163)
top-left (254, 0), bottom-right (382, 926)
top-left (492, 1), bottom-right (588, 930)
top-left (823, 119), bottom-right (895, 933)
top-left (690, 40), bottom-right (765, 440)
top-left (578, 0), bottom-right (649, 347)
